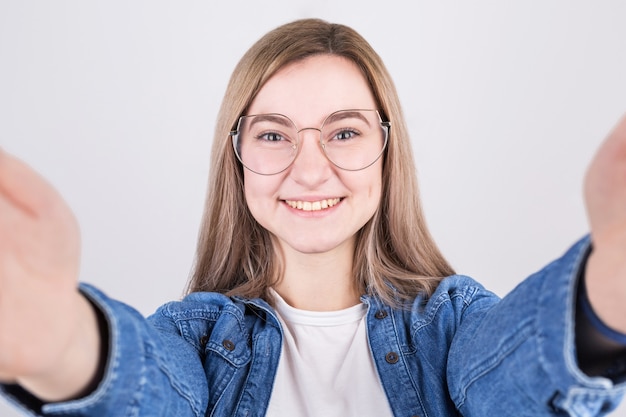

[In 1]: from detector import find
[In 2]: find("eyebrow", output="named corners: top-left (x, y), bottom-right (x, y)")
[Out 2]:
top-left (324, 111), bottom-right (372, 127)
top-left (246, 114), bottom-right (293, 129)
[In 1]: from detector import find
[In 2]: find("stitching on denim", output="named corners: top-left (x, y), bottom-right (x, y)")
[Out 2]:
top-left (453, 316), bottom-right (534, 408)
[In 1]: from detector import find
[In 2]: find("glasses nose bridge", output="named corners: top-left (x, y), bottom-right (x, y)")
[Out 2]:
top-left (293, 125), bottom-right (330, 164)
top-left (296, 126), bottom-right (325, 148)
top-left (297, 126), bottom-right (322, 138)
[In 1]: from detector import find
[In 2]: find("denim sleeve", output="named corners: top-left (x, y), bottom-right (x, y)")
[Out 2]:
top-left (447, 236), bottom-right (626, 416)
top-left (0, 284), bottom-right (209, 417)
top-left (577, 270), bottom-right (626, 380)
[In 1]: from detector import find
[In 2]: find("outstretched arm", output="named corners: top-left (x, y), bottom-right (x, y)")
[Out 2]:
top-left (0, 149), bottom-right (101, 401)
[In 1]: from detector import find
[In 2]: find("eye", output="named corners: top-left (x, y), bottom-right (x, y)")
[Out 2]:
top-left (333, 129), bottom-right (359, 141)
top-left (258, 132), bottom-right (284, 142)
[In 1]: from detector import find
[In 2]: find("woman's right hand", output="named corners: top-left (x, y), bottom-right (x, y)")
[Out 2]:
top-left (0, 149), bottom-right (100, 401)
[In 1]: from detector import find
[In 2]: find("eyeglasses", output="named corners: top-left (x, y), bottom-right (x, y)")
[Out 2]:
top-left (230, 109), bottom-right (391, 175)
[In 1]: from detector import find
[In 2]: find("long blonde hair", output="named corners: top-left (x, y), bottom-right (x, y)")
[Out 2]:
top-left (186, 18), bottom-right (454, 307)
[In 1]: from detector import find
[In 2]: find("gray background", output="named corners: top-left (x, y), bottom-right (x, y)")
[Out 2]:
top-left (1, 1), bottom-right (626, 415)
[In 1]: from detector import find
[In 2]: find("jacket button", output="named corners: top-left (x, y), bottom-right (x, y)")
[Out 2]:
top-left (375, 310), bottom-right (388, 319)
top-left (385, 352), bottom-right (399, 364)
top-left (222, 339), bottom-right (236, 351)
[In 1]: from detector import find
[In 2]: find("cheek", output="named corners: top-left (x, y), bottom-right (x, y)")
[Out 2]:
top-left (242, 171), bottom-right (281, 216)
top-left (368, 180), bottom-right (383, 211)
top-left (243, 173), bottom-right (254, 198)
top-left (343, 166), bottom-right (383, 213)
top-left (368, 172), bottom-right (382, 197)
top-left (366, 166), bottom-right (384, 201)
top-left (242, 172), bottom-right (261, 215)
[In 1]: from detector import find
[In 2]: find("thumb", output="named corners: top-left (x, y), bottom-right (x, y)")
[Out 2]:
top-left (584, 113), bottom-right (626, 245)
top-left (0, 148), bottom-right (63, 218)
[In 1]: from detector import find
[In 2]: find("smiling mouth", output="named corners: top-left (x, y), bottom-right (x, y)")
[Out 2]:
top-left (284, 198), bottom-right (342, 211)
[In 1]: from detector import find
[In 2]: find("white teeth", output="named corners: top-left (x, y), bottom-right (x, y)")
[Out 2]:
top-left (285, 198), bottom-right (341, 211)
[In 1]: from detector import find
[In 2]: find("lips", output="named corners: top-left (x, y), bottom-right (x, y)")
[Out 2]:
top-left (284, 198), bottom-right (341, 211)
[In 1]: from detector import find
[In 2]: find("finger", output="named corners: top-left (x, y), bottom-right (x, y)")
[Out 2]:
top-left (0, 149), bottom-right (63, 218)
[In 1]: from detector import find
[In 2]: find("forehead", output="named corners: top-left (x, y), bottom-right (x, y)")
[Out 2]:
top-left (247, 54), bottom-right (377, 125)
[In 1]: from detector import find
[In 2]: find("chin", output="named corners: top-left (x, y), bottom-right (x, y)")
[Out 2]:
top-left (280, 235), bottom-right (354, 256)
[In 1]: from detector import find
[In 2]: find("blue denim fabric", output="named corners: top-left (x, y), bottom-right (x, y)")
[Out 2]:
top-left (2, 236), bottom-right (625, 416)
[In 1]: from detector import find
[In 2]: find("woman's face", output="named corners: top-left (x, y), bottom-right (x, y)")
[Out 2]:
top-left (242, 54), bottom-right (383, 257)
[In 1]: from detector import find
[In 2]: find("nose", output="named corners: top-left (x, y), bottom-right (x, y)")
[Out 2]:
top-left (289, 127), bottom-right (332, 186)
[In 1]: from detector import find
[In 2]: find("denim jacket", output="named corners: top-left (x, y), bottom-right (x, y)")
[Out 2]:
top-left (2, 236), bottom-right (625, 416)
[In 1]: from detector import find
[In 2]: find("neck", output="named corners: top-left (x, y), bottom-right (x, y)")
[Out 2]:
top-left (273, 242), bottom-right (360, 311)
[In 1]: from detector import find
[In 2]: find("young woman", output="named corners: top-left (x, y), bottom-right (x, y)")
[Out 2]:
top-left (1, 18), bottom-right (625, 416)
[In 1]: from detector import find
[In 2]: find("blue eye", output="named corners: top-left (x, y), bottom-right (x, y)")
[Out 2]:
top-left (333, 130), bottom-right (358, 140)
top-left (259, 132), bottom-right (284, 141)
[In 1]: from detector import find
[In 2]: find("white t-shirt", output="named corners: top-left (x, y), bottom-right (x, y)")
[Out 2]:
top-left (266, 290), bottom-right (394, 417)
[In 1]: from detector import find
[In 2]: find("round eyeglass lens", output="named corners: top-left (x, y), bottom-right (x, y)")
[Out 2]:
top-left (319, 109), bottom-right (387, 171)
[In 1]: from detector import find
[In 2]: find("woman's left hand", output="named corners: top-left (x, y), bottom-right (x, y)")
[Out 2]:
top-left (584, 113), bottom-right (626, 333)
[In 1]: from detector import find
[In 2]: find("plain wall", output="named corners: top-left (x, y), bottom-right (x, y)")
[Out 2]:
top-left (1, 1), bottom-right (626, 415)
